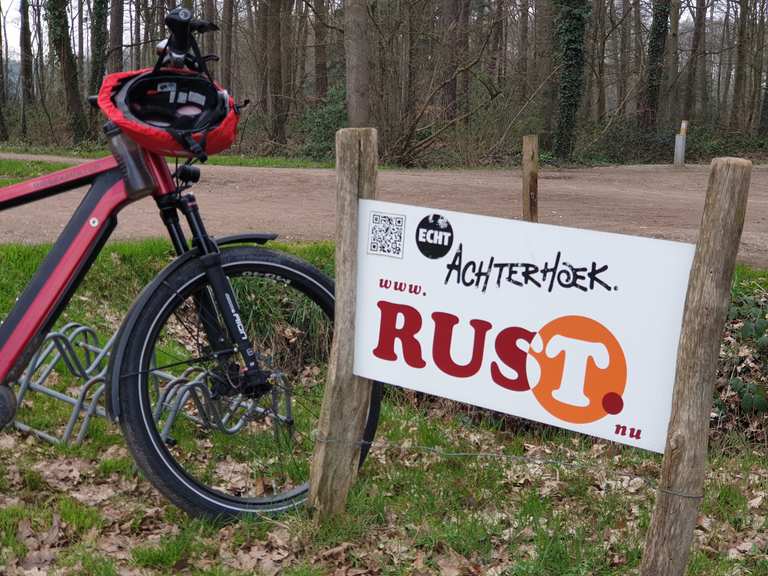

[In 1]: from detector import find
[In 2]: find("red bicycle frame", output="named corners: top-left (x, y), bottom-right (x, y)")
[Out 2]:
top-left (0, 152), bottom-right (176, 385)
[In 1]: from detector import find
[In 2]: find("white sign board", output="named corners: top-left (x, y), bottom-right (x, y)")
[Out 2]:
top-left (353, 200), bottom-right (695, 453)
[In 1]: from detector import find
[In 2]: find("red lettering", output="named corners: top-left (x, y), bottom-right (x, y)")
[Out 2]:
top-left (432, 312), bottom-right (492, 378)
top-left (491, 327), bottom-right (535, 391)
top-left (372, 301), bottom-right (427, 368)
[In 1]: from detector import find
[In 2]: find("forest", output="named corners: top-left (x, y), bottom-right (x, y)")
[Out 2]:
top-left (0, 0), bottom-right (767, 166)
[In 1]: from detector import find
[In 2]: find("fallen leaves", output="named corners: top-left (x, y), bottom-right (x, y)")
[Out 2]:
top-left (31, 458), bottom-right (91, 491)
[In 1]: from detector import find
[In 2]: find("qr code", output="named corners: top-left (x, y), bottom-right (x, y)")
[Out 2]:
top-left (368, 212), bottom-right (406, 258)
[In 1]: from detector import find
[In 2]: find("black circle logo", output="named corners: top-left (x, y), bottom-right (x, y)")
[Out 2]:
top-left (416, 214), bottom-right (454, 259)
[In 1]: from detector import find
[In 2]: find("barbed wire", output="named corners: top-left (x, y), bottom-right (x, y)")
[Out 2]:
top-left (314, 433), bottom-right (705, 500)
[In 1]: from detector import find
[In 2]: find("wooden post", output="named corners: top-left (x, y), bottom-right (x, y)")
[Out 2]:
top-left (640, 158), bottom-right (751, 576)
top-left (309, 128), bottom-right (377, 518)
top-left (674, 120), bottom-right (688, 168)
top-left (522, 134), bottom-right (539, 222)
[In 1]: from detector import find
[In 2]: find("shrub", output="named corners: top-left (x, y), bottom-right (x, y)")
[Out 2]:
top-left (299, 85), bottom-right (347, 161)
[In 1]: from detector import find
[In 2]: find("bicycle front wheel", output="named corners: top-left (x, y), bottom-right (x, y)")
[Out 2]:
top-left (115, 246), bottom-right (382, 519)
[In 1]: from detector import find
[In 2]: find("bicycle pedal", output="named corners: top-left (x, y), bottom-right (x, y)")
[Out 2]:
top-left (0, 385), bottom-right (17, 431)
top-left (164, 436), bottom-right (178, 447)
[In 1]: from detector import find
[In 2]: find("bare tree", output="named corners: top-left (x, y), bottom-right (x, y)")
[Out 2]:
top-left (109, 0), bottom-right (124, 72)
top-left (731, 0), bottom-right (750, 128)
top-left (221, 0), bottom-right (235, 87)
top-left (268, 0), bottom-right (288, 143)
top-left (314, 0), bottom-right (329, 99)
top-left (202, 0), bottom-right (217, 76)
top-left (684, 0), bottom-right (706, 120)
top-left (346, 0), bottom-right (370, 126)
top-left (47, 0), bottom-right (88, 142)
top-left (20, 0), bottom-right (35, 102)
top-left (90, 0), bottom-right (109, 94)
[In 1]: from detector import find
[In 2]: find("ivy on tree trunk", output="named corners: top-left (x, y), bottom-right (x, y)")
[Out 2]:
top-left (553, 0), bottom-right (590, 160)
top-left (89, 0), bottom-right (108, 96)
top-left (639, 0), bottom-right (671, 129)
top-left (47, 0), bottom-right (88, 143)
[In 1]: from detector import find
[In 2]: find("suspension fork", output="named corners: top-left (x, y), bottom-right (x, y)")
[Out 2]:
top-left (176, 194), bottom-right (269, 391)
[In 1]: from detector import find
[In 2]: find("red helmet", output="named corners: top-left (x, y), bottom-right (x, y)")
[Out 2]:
top-left (98, 68), bottom-right (239, 161)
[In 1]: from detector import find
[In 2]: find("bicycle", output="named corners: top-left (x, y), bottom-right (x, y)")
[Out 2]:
top-left (0, 9), bottom-right (382, 520)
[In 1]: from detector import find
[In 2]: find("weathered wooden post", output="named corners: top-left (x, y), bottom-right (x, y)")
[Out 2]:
top-left (309, 128), bottom-right (377, 518)
top-left (674, 120), bottom-right (688, 168)
top-left (641, 158), bottom-right (751, 575)
top-left (522, 134), bottom-right (539, 223)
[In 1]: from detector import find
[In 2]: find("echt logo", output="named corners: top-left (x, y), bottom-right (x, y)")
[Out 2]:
top-left (372, 301), bottom-right (627, 424)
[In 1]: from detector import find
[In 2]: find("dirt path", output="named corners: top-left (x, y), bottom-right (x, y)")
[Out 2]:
top-left (2, 152), bottom-right (767, 267)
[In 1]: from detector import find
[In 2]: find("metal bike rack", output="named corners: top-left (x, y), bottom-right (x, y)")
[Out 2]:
top-left (13, 322), bottom-right (114, 445)
top-left (11, 322), bottom-right (292, 446)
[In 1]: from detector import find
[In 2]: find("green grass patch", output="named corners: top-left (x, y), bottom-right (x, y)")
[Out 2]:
top-left (205, 154), bottom-right (333, 169)
top-left (0, 158), bottom-right (74, 188)
top-left (0, 144), bottom-right (333, 169)
top-left (57, 496), bottom-right (103, 535)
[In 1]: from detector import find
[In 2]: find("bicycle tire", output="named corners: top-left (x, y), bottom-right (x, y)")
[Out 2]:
top-left (115, 246), bottom-right (382, 519)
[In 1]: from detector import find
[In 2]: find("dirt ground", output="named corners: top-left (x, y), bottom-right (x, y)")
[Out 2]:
top-left (2, 152), bottom-right (767, 267)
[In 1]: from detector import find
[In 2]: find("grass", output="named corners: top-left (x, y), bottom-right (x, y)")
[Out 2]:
top-left (0, 144), bottom-right (334, 169)
top-left (0, 239), bottom-right (766, 575)
top-left (0, 158), bottom-right (75, 187)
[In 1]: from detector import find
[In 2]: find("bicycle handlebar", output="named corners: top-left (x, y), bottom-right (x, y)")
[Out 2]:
top-left (165, 8), bottom-right (218, 57)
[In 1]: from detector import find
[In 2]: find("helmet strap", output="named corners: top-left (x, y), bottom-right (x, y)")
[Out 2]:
top-left (170, 129), bottom-right (209, 163)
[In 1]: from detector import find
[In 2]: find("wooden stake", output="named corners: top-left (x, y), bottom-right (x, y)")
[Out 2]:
top-left (522, 134), bottom-right (539, 222)
top-left (309, 128), bottom-right (377, 518)
top-left (640, 158), bottom-right (751, 576)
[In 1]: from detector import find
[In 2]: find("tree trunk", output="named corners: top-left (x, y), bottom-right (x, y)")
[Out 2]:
top-left (346, 0), bottom-right (371, 127)
top-left (257, 0), bottom-right (269, 111)
top-left (441, 0), bottom-right (460, 119)
top-left (516, 0), bottom-right (528, 101)
top-left (594, 0), bottom-right (606, 120)
top-left (109, 0), bottom-right (124, 72)
top-left (0, 103), bottom-right (7, 141)
top-left (282, 0), bottom-right (296, 122)
top-left (222, 0), bottom-right (235, 88)
top-left (458, 0), bottom-right (471, 119)
top-left (639, 0), bottom-right (671, 129)
top-left (759, 73), bottom-right (768, 134)
top-left (20, 0), bottom-right (35, 102)
top-left (48, 0), bottom-right (88, 142)
top-left (0, 3), bottom-right (5, 106)
top-left (553, 0), bottom-right (589, 159)
top-left (314, 0), bottom-right (329, 99)
top-left (617, 0), bottom-right (630, 113)
top-left (536, 0), bottom-right (558, 135)
top-left (683, 0), bottom-right (705, 121)
top-left (719, 0), bottom-right (732, 121)
top-left (133, 0), bottom-right (142, 68)
top-left (203, 0), bottom-right (217, 77)
top-left (664, 0), bottom-right (680, 123)
top-left (268, 0), bottom-right (287, 143)
top-left (89, 0), bottom-right (109, 95)
top-left (632, 0), bottom-right (642, 110)
top-left (749, 0), bottom-right (765, 130)
top-left (731, 0), bottom-right (750, 129)
top-left (78, 0), bottom-right (84, 84)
